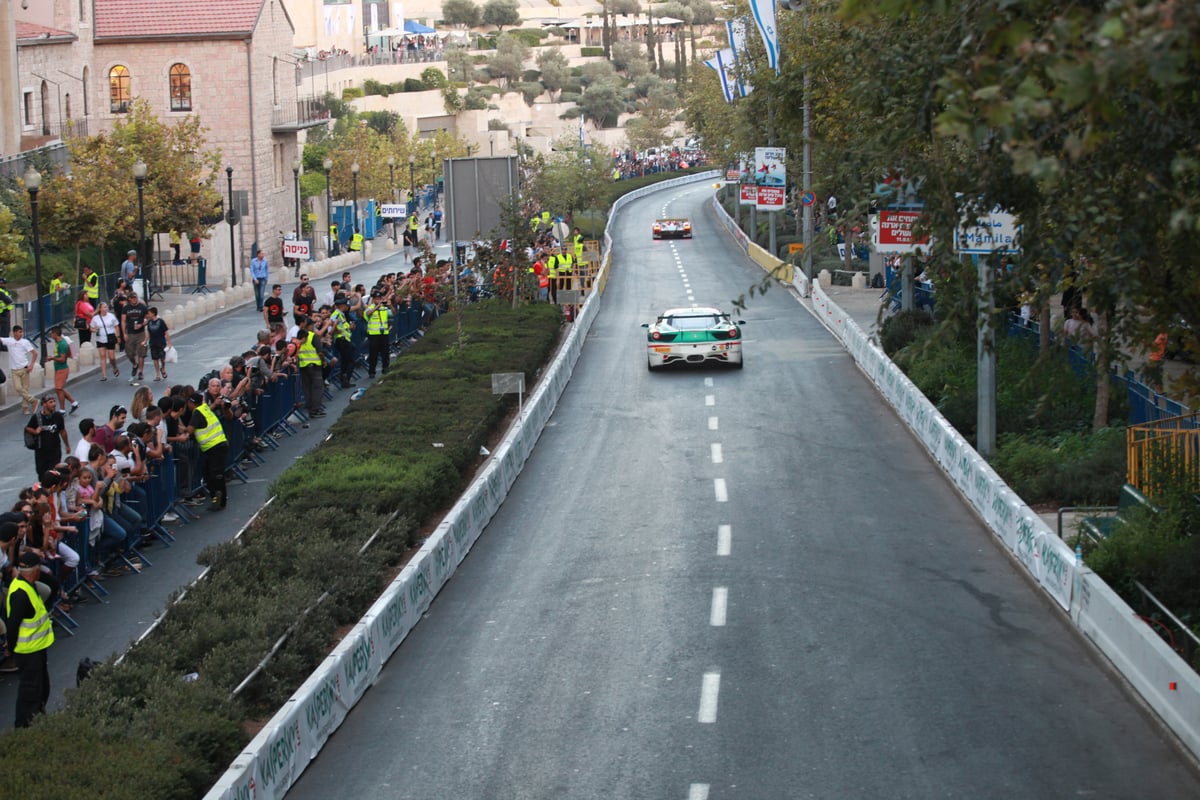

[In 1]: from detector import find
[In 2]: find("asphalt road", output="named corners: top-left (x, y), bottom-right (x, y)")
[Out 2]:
top-left (287, 184), bottom-right (1200, 799)
top-left (0, 245), bottom-right (444, 732)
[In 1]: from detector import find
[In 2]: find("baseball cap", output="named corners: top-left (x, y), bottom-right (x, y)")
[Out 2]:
top-left (18, 551), bottom-right (42, 569)
top-left (128, 249), bottom-right (137, 256)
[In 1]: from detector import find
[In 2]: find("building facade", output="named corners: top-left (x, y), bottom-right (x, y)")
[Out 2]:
top-left (6, 0), bottom-right (325, 283)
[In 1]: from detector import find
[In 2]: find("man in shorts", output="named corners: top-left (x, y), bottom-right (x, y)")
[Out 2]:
top-left (122, 292), bottom-right (149, 383)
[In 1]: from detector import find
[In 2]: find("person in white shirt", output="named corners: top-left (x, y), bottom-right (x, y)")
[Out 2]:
top-left (89, 302), bottom-right (121, 380)
top-left (1, 325), bottom-right (39, 414)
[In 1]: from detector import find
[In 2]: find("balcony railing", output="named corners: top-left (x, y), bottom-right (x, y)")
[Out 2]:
top-left (272, 97), bottom-right (331, 132)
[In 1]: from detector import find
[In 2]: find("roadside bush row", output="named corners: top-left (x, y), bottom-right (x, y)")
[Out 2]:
top-left (5, 301), bottom-right (563, 800)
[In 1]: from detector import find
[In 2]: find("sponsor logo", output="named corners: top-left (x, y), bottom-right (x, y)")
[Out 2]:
top-left (257, 721), bottom-right (301, 790)
top-left (343, 633), bottom-right (374, 685)
top-left (1039, 539), bottom-right (1068, 585)
top-left (304, 675), bottom-right (341, 733)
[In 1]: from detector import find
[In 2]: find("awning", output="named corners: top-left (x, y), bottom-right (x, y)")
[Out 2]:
top-left (404, 20), bottom-right (436, 34)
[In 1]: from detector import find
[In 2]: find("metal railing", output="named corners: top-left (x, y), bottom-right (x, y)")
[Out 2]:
top-left (1133, 580), bottom-right (1200, 672)
top-left (271, 96), bottom-right (331, 131)
top-left (1127, 411), bottom-right (1200, 496)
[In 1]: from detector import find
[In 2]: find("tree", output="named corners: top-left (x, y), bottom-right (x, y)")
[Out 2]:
top-left (578, 81), bottom-right (629, 128)
top-left (536, 48), bottom-right (570, 100)
top-left (482, 0), bottom-right (521, 32)
top-left (0, 204), bottom-right (23, 275)
top-left (441, 0), bottom-right (482, 28)
top-left (37, 100), bottom-right (223, 280)
top-left (489, 33), bottom-right (530, 87)
top-left (529, 147), bottom-right (611, 220)
top-left (445, 46), bottom-right (474, 85)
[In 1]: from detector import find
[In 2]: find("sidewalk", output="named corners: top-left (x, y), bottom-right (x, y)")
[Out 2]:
top-left (0, 237), bottom-right (446, 418)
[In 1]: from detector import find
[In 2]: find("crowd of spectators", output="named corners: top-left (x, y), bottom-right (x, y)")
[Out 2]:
top-left (0, 254), bottom-right (476, 675)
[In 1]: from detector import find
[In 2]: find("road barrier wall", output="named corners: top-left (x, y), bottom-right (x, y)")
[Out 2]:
top-left (809, 280), bottom-right (1200, 762)
top-left (204, 170), bottom-right (721, 800)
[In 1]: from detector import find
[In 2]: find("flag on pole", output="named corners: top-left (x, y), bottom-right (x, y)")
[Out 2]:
top-left (724, 19), bottom-right (752, 96)
top-left (747, 0), bottom-right (780, 73)
top-left (704, 49), bottom-right (738, 103)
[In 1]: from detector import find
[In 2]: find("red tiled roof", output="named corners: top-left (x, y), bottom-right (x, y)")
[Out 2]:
top-left (15, 21), bottom-right (76, 41)
top-left (94, 0), bottom-right (266, 40)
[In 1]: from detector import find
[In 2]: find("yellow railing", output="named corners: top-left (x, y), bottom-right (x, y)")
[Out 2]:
top-left (1126, 411), bottom-right (1200, 497)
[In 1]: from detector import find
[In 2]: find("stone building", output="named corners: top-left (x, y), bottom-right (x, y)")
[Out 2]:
top-left (5, 0), bottom-right (326, 284)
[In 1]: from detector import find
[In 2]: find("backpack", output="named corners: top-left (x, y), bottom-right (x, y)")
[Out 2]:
top-left (871, 272), bottom-right (884, 289)
top-left (24, 415), bottom-right (39, 449)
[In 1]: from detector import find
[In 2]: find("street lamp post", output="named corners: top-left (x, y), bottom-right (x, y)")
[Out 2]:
top-left (489, 133), bottom-right (495, 157)
top-left (292, 159), bottom-right (302, 271)
top-left (387, 155), bottom-right (397, 244)
top-left (133, 159), bottom-right (148, 298)
top-left (351, 161), bottom-right (362, 262)
top-left (323, 157), bottom-right (334, 255)
top-left (226, 166), bottom-right (237, 287)
top-left (408, 154), bottom-right (415, 215)
top-left (430, 149), bottom-right (438, 195)
top-left (24, 167), bottom-right (47, 362)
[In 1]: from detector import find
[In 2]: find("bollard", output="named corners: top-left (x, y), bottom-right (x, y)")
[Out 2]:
top-left (183, 300), bottom-right (198, 323)
top-left (818, 269), bottom-right (832, 288)
top-left (32, 364), bottom-right (49, 391)
top-left (78, 341), bottom-right (96, 367)
top-left (851, 272), bottom-right (867, 290)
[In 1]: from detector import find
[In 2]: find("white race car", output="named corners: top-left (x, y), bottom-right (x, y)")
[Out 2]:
top-left (642, 307), bottom-right (744, 370)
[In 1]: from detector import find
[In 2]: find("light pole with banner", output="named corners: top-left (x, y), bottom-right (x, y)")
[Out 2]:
top-left (24, 167), bottom-right (47, 361)
top-left (408, 154), bottom-right (415, 215)
top-left (387, 156), bottom-right (397, 244)
top-left (225, 166), bottom-right (237, 287)
top-left (133, 159), bottom-right (149, 298)
top-left (323, 158), bottom-right (334, 255)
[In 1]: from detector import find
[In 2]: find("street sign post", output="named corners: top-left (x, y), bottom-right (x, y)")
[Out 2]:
top-left (282, 240), bottom-right (310, 260)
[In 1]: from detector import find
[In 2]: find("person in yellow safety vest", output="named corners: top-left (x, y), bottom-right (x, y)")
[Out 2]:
top-left (330, 295), bottom-right (357, 389)
top-left (5, 550), bottom-right (55, 728)
top-left (329, 222), bottom-right (340, 256)
top-left (82, 265), bottom-right (100, 303)
top-left (293, 316), bottom-right (326, 421)
top-left (541, 211), bottom-right (551, 230)
top-left (48, 272), bottom-right (68, 295)
top-left (545, 248), bottom-right (559, 304)
top-left (0, 276), bottom-right (15, 336)
top-left (572, 227), bottom-right (585, 264)
top-left (364, 289), bottom-right (391, 378)
top-left (349, 231), bottom-right (364, 252)
top-left (190, 378), bottom-right (231, 509)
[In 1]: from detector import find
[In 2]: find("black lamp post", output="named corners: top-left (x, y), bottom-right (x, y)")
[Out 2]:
top-left (430, 149), bottom-right (438, 193)
top-left (133, 159), bottom-right (148, 298)
top-left (292, 158), bottom-right (302, 254)
top-left (387, 156), bottom-right (397, 244)
top-left (24, 167), bottom-right (47, 362)
top-left (226, 166), bottom-right (237, 287)
top-left (323, 157), bottom-right (333, 254)
top-left (489, 134), bottom-right (495, 157)
top-left (351, 161), bottom-right (362, 261)
top-left (408, 154), bottom-right (415, 215)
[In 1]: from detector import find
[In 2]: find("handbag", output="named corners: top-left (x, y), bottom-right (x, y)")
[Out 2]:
top-left (74, 315), bottom-right (89, 330)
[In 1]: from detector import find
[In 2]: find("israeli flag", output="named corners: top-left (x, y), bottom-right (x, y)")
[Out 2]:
top-left (747, 0), bottom-right (780, 73)
top-left (704, 49), bottom-right (738, 103)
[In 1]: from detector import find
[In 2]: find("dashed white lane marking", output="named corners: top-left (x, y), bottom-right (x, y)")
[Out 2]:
top-left (710, 587), bottom-right (728, 626)
top-left (704, 377), bottom-right (713, 387)
top-left (717, 524), bottom-right (731, 556)
top-left (698, 672), bottom-right (721, 723)
top-left (711, 443), bottom-right (723, 464)
top-left (708, 416), bottom-right (718, 430)
top-left (705, 395), bottom-right (715, 406)
top-left (714, 478), bottom-right (727, 502)
top-left (689, 785), bottom-right (710, 800)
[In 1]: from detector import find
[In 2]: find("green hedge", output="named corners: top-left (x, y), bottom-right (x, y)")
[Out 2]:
top-left (4, 301), bottom-right (563, 797)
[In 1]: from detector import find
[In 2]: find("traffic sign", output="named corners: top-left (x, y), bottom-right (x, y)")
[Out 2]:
top-left (225, 209), bottom-right (240, 226)
top-left (282, 240), bottom-right (310, 260)
top-left (800, 191), bottom-right (816, 206)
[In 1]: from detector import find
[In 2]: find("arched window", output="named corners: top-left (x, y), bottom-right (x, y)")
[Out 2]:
top-left (109, 65), bottom-right (130, 113)
top-left (169, 63), bottom-right (192, 111)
